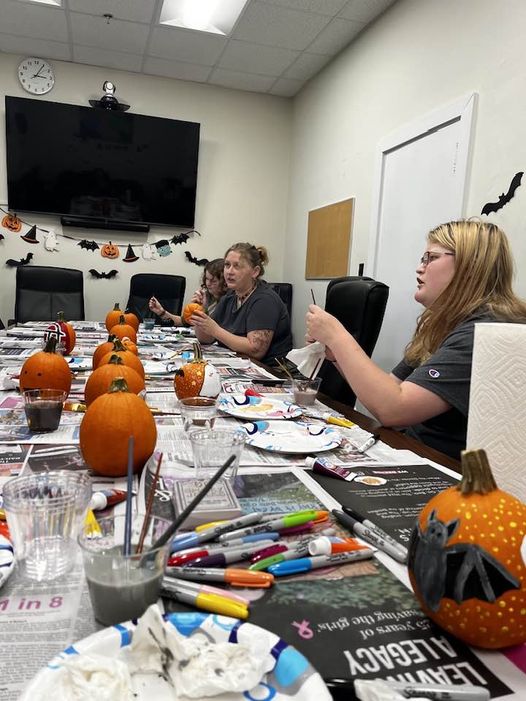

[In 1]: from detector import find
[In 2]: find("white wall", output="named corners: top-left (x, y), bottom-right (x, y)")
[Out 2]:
top-left (285, 0), bottom-right (526, 346)
top-left (0, 54), bottom-right (292, 324)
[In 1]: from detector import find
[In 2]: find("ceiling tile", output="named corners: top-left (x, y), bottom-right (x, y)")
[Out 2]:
top-left (284, 51), bottom-right (331, 80)
top-left (208, 67), bottom-right (276, 93)
top-left (307, 16), bottom-right (364, 54)
top-left (0, 0), bottom-right (68, 42)
top-left (260, 0), bottom-right (347, 15)
top-left (148, 27), bottom-right (227, 65)
top-left (268, 76), bottom-right (304, 97)
top-left (70, 13), bottom-right (150, 53)
top-left (339, 0), bottom-right (396, 23)
top-left (232, 1), bottom-right (331, 50)
top-left (67, 0), bottom-right (157, 24)
top-left (143, 56), bottom-right (211, 82)
top-left (219, 39), bottom-right (299, 76)
top-left (0, 33), bottom-right (71, 61)
top-left (73, 45), bottom-right (144, 73)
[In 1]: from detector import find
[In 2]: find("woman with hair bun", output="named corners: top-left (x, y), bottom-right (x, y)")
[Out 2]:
top-left (192, 242), bottom-right (292, 364)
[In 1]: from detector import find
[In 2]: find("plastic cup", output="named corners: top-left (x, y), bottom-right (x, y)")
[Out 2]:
top-left (143, 318), bottom-right (155, 331)
top-left (23, 388), bottom-right (66, 432)
top-left (189, 428), bottom-right (246, 480)
top-left (3, 470), bottom-right (91, 581)
top-left (179, 396), bottom-right (217, 432)
top-left (292, 377), bottom-right (321, 406)
top-left (78, 513), bottom-right (171, 626)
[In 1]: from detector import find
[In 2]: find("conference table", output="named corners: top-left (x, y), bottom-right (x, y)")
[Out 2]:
top-left (0, 321), bottom-right (524, 701)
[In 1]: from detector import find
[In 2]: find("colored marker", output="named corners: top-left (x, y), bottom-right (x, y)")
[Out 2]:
top-left (168, 539), bottom-right (276, 566)
top-left (332, 509), bottom-right (407, 563)
top-left (170, 512), bottom-right (264, 552)
top-left (341, 506), bottom-right (408, 559)
top-left (161, 578), bottom-right (248, 619)
top-left (308, 536), bottom-right (366, 556)
top-left (167, 578), bottom-right (250, 606)
top-left (386, 681), bottom-right (489, 701)
top-left (185, 542), bottom-right (273, 568)
top-left (219, 511), bottom-right (319, 542)
top-left (268, 548), bottom-right (373, 576)
top-left (165, 566), bottom-right (274, 588)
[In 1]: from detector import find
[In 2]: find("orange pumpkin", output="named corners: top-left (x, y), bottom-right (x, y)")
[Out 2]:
top-left (19, 336), bottom-right (72, 394)
top-left (174, 342), bottom-right (221, 399)
top-left (84, 355), bottom-right (144, 406)
top-left (123, 310), bottom-right (140, 332)
top-left (121, 337), bottom-right (138, 355)
top-left (1, 213), bottom-right (22, 232)
top-left (79, 377), bottom-right (156, 477)
top-left (44, 311), bottom-right (76, 355)
top-left (101, 241), bottom-right (119, 259)
top-left (105, 303), bottom-right (123, 332)
top-left (182, 302), bottom-right (203, 324)
top-left (92, 334), bottom-right (117, 370)
top-left (99, 339), bottom-right (145, 378)
top-left (110, 315), bottom-right (137, 344)
top-left (408, 449), bottom-right (526, 649)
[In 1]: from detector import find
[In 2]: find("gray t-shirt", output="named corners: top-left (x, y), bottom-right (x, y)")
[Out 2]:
top-left (212, 283), bottom-right (292, 365)
top-left (391, 312), bottom-right (497, 459)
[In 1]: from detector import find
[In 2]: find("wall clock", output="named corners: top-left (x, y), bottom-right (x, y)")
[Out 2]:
top-left (18, 57), bottom-right (55, 95)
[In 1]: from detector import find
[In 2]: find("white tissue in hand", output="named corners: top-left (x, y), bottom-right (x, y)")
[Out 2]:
top-left (286, 342), bottom-right (325, 378)
top-left (44, 653), bottom-right (133, 701)
top-left (128, 604), bottom-right (273, 697)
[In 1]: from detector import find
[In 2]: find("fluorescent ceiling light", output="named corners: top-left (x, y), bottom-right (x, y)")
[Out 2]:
top-left (160, 0), bottom-right (249, 35)
top-left (17, 0), bottom-right (63, 6)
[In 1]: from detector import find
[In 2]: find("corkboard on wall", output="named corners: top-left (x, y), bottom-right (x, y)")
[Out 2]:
top-left (305, 198), bottom-right (354, 279)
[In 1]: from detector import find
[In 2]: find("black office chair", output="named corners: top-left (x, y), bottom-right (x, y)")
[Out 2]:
top-left (14, 265), bottom-right (85, 323)
top-left (318, 276), bottom-right (389, 406)
top-left (268, 282), bottom-right (293, 320)
top-left (126, 273), bottom-right (186, 323)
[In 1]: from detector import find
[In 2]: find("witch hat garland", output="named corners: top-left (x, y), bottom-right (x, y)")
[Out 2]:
top-left (21, 225), bottom-right (39, 244)
top-left (123, 244), bottom-right (139, 262)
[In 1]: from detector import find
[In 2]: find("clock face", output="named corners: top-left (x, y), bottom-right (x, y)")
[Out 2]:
top-left (18, 57), bottom-right (55, 95)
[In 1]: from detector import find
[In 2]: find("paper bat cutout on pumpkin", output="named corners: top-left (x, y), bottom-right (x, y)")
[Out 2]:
top-left (185, 251), bottom-right (209, 266)
top-left (78, 239), bottom-right (100, 251)
top-left (6, 252), bottom-right (33, 267)
top-left (89, 269), bottom-right (118, 279)
top-left (409, 510), bottom-right (520, 612)
top-left (481, 171), bottom-right (524, 215)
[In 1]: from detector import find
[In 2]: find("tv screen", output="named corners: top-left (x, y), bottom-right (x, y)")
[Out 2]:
top-left (5, 96), bottom-right (200, 229)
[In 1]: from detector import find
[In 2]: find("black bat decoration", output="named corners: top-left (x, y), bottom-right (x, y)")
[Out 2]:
top-left (6, 252), bottom-right (33, 267)
top-left (89, 269), bottom-right (118, 279)
top-left (171, 233), bottom-right (190, 245)
top-left (481, 171), bottom-right (523, 215)
top-left (185, 251), bottom-right (209, 266)
top-left (78, 239), bottom-right (100, 251)
top-left (409, 510), bottom-right (520, 612)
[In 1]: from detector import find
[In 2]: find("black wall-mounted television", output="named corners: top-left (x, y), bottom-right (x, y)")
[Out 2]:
top-left (5, 96), bottom-right (200, 232)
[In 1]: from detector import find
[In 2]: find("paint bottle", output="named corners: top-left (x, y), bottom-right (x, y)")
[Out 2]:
top-left (305, 456), bottom-right (357, 482)
top-left (89, 489), bottom-right (127, 511)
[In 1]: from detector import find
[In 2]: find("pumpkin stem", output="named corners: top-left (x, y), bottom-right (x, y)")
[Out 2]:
top-left (57, 310), bottom-right (66, 322)
top-left (113, 302), bottom-right (121, 311)
top-left (43, 335), bottom-right (58, 354)
top-left (106, 333), bottom-right (117, 343)
top-left (108, 354), bottom-right (124, 366)
top-left (458, 449), bottom-right (498, 495)
top-left (111, 338), bottom-right (127, 352)
top-left (108, 377), bottom-right (130, 393)
top-left (192, 341), bottom-right (203, 362)
top-left (118, 314), bottom-right (126, 324)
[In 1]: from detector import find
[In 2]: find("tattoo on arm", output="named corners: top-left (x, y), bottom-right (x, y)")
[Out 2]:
top-left (248, 329), bottom-right (273, 357)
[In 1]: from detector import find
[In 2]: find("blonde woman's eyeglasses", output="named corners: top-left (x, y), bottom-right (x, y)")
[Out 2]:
top-left (420, 251), bottom-right (455, 266)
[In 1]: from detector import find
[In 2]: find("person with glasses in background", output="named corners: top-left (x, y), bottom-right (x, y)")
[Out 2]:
top-left (306, 220), bottom-right (526, 459)
top-left (149, 258), bottom-right (227, 325)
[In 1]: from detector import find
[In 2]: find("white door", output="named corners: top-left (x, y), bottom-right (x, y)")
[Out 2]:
top-left (368, 93), bottom-right (476, 373)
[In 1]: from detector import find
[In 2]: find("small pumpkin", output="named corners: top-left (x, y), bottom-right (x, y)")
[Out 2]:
top-left (123, 310), bottom-right (140, 332)
top-left (92, 334), bottom-right (117, 370)
top-left (182, 302), bottom-right (203, 324)
top-left (84, 355), bottom-right (144, 406)
top-left (44, 311), bottom-right (76, 355)
top-left (19, 336), bottom-right (72, 394)
top-left (408, 449), bottom-right (526, 649)
top-left (174, 342), bottom-right (221, 400)
top-left (105, 303), bottom-right (123, 333)
top-left (109, 314), bottom-right (137, 344)
top-left (99, 339), bottom-right (145, 379)
top-left (1, 212), bottom-right (22, 232)
top-left (121, 337), bottom-right (138, 355)
top-left (101, 241), bottom-right (119, 259)
top-left (79, 377), bottom-right (156, 477)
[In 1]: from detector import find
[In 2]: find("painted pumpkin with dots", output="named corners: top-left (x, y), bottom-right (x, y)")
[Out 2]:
top-left (408, 449), bottom-right (526, 649)
top-left (174, 342), bottom-right (221, 400)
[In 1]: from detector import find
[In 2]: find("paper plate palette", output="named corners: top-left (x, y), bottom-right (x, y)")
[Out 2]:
top-left (219, 394), bottom-right (302, 420)
top-left (0, 533), bottom-right (15, 590)
top-left (20, 611), bottom-right (331, 701)
top-left (242, 420), bottom-right (342, 453)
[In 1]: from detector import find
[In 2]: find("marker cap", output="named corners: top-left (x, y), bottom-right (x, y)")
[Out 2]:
top-left (308, 536), bottom-right (332, 556)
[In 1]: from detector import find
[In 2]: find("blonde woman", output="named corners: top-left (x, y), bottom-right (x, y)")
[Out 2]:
top-left (306, 220), bottom-right (526, 458)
